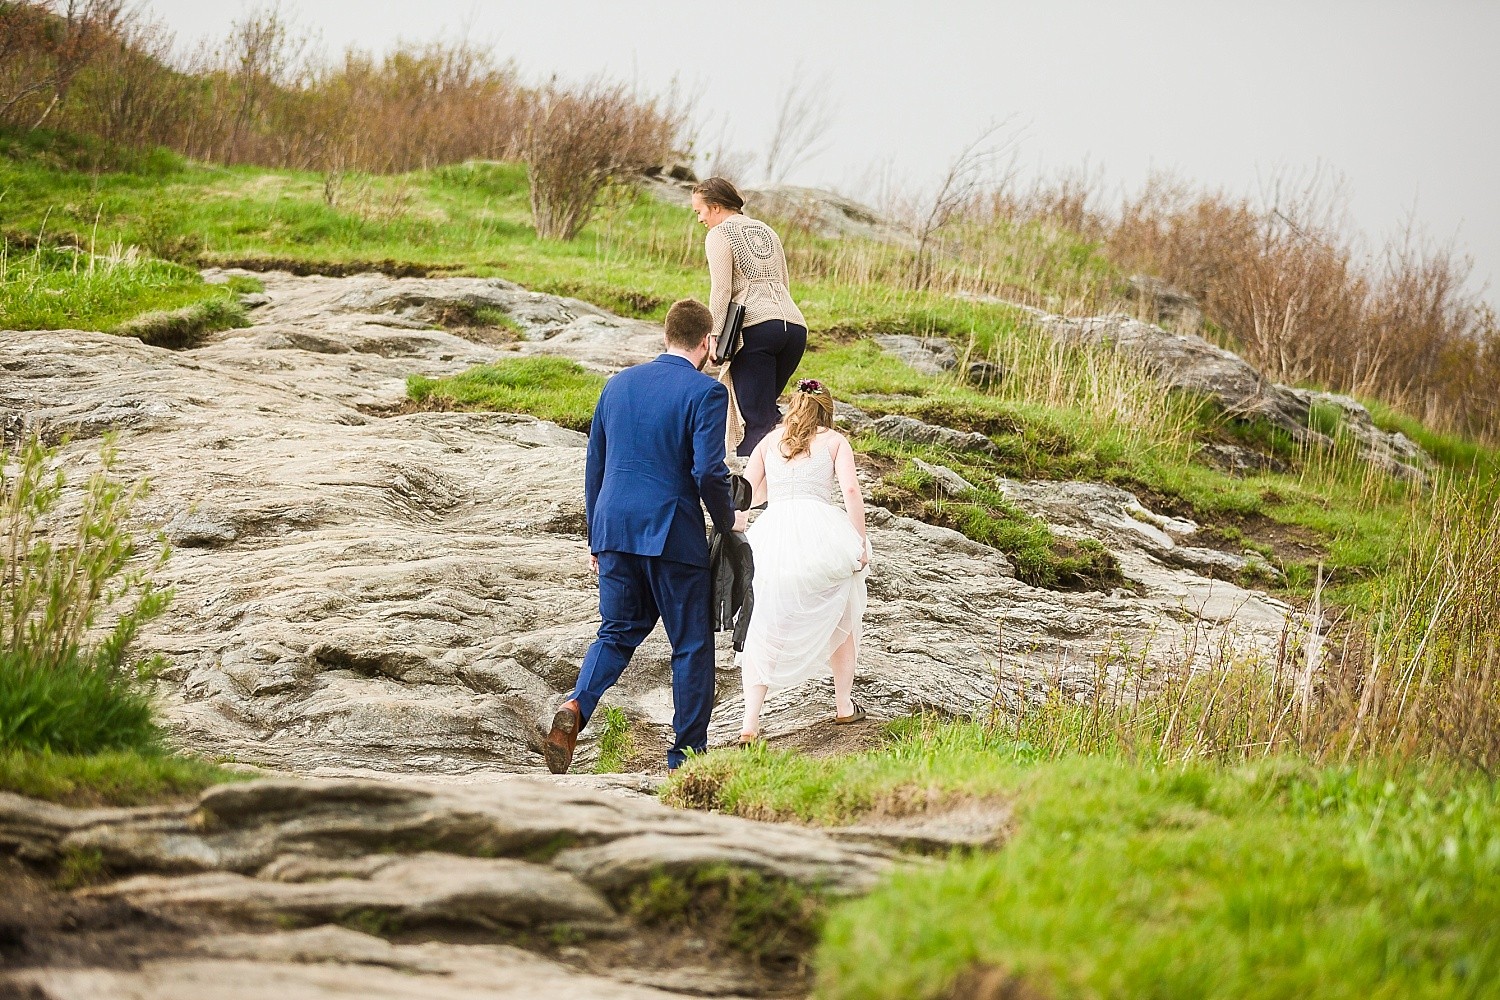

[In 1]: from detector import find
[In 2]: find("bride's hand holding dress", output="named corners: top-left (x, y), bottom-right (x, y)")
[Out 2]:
top-left (736, 425), bottom-right (869, 737)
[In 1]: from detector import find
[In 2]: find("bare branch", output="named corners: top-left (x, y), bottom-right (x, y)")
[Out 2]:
top-left (762, 65), bottom-right (836, 185)
top-left (908, 118), bottom-right (1017, 290)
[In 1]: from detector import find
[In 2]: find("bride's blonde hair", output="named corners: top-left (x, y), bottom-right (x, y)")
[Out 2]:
top-left (780, 379), bottom-right (835, 459)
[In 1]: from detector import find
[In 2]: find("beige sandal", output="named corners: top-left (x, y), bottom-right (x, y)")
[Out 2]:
top-left (738, 731), bottom-right (761, 747)
top-left (834, 700), bottom-right (867, 725)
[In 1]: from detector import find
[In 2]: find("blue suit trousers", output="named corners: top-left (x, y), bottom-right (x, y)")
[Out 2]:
top-left (571, 551), bottom-right (715, 769)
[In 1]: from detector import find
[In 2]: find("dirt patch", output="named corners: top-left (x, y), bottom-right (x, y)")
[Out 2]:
top-left (808, 327), bottom-right (870, 348)
top-left (622, 720), bottom-right (673, 775)
top-left (766, 717), bottom-right (887, 758)
top-left (424, 301), bottom-right (522, 346)
top-left (1125, 480), bottom-right (1326, 569)
top-left (356, 397), bottom-right (454, 418)
top-left (944, 964), bottom-right (1051, 1000)
top-left (336, 863), bottom-right (815, 998)
top-left (0, 858), bottom-right (195, 974)
top-left (532, 280), bottom-right (664, 319)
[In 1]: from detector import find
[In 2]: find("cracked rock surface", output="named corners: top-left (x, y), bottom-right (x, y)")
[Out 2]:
top-left (2, 776), bottom-right (889, 998)
top-left (0, 270), bottom-right (1308, 775)
top-left (0, 269), bottom-right (1324, 998)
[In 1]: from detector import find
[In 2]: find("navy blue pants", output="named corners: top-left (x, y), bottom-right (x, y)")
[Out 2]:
top-left (570, 550), bottom-right (715, 769)
top-left (729, 319), bottom-right (808, 456)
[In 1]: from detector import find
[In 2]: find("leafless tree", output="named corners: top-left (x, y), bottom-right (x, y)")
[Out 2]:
top-left (762, 65), bottom-right (835, 185)
top-left (210, 4), bottom-right (313, 163)
top-left (697, 115), bottom-right (753, 185)
top-left (907, 118), bottom-right (1016, 290)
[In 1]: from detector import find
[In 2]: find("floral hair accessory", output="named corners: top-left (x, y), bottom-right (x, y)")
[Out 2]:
top-left (796, 378), bottom-right (825, 394)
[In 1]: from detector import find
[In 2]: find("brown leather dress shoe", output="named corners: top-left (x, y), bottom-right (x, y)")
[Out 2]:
top-left (542, 700), bottom-right (582, 774)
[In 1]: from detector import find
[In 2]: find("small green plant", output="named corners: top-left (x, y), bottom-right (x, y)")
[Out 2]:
top-left (0, 436), bottom-right (171, 755)
top-left (594, 705), bottom-right (635, 774)
top-left (338, 907), bottom-right (403, 937)
top-left (54, 847), bottom-right (107, 890)
top-left (547, 923), bottom-right (587, 947)
top-left (626, 871), bottom-right (694, 923)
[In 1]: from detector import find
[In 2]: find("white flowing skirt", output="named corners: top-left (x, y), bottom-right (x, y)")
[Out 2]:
top-left (736, 497), bottom-right (869, 692)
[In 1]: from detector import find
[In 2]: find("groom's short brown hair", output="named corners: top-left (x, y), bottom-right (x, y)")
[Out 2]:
top-left (664, 298), bottom-right (713, 350)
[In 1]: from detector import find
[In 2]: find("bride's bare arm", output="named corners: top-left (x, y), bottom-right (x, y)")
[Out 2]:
top-left (832, 434), bottom-right (867, 560)
top-left (744, 439), bottom-right (768, 507)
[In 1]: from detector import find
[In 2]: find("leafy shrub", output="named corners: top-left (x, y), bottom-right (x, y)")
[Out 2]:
top-left (0, 435), bottom-right (171, 753)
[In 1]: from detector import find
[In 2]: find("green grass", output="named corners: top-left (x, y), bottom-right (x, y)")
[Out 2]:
top-left (0, 747), bottom-right (240, 806)
top-left (0, 244), bottom-right (244, 334)
top-left (0, 649), bottom-right (160, 754)
top-left (665, 723), bottom-right (1500, 1000)
top-left (871, 455), bottom-right (1120, 589)
top-left (593, 705), bottom-right (635, 774)
top-left (55, 847), bottom-right (108, 888)
top-left (406, 356), bottom-right (605, 430)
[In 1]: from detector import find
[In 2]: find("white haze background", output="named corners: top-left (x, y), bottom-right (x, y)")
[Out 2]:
top-left (144, 0), bottom-right (1500, 305)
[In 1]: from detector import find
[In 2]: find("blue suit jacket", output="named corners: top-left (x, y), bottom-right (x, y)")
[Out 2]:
top-left (585, 354), bottom-right (737, 567)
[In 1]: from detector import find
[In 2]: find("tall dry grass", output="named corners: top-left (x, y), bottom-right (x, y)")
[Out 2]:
top-left (986, 168), bottom-right (1500, 443)
top-left (993, 477), bottom-right (1500, 772)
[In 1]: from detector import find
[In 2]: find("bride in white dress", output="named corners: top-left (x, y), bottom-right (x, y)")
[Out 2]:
top-left (736, 378), bottom-right (870, 742)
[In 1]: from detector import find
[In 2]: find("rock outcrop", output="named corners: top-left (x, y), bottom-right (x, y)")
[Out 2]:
top-left (1033, 310), bottom-right (1430, 481)
top-left (0, 272), bottom-right (1304, 777)
top-left (1, 775), bottom-right (891, 997)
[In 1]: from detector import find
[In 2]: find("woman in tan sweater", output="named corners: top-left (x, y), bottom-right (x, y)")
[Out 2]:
top-left (691, 177), bottom-right (808, 457)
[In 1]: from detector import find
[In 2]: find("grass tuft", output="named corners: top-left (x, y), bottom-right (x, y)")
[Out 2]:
top-left (54, 847), bottom-right (107, 890)
top-left (0, 243), bottom-right (241, 334)
top-left (0, 648), bottom-right (159, 754)
top-left (111, 297), bottom-right (249, 348)
top-left (871, 457), bottom-right (1121, 590)
top-left (593, 706), bottom-right (635, 774)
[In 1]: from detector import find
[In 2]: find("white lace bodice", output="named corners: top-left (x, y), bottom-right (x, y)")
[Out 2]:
top-left (765, 440), bottom-right (838, 505)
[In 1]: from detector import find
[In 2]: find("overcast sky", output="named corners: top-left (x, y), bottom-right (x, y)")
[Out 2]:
top-left (143, 0), bottom-right (1500, 306)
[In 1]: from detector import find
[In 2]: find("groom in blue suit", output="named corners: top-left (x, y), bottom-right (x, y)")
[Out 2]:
top-left (543, 298), bottom-right (746, 773)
